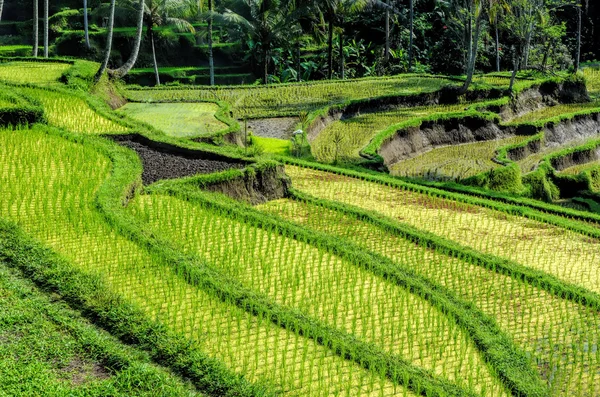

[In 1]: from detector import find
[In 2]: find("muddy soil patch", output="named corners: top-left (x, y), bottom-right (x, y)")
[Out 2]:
top-left (110, 135), bottom-right (247, 185)
top-left (246, 117), bottom-right (299, 139)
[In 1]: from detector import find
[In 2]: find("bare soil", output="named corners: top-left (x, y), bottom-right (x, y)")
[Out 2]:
top-left (112, 136), bottom-right (246, 185)
top-left (245, 117), bottom-right (299, 139)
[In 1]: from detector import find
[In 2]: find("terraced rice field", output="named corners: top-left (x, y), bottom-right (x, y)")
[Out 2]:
top-left (509, 101), bottom-right (600, 124)
top-left (286, 166), bottom-right (600, 294)
top-left (17, 87), bottom-right (128, 134)
top-left (128, 193), bottom-right (508, 396)
top-left (125, 75), bottom-right (456, 118)
top-left (311, 104), bottom-right (468, 163)
top-left (0, 127), bottom-right (415, 397)
top-left (0, 61), bottom-right (71, 85)
top-left (118, 102), bottom-right (227, 138)
top-left (390, 136), bottom-right (529, 180)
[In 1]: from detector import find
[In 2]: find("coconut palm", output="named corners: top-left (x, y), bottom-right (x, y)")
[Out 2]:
top-left (84, 0), bottom-right (90, 48)
top-left (146, 0), bottom-right (195, 86)
top-left (223, 0), bottom-right (288, 84)
top-left (95, 0), bottom-right (117, 82)
top-left (0, 0), bottom-right (4, 22)
top-left (208, 0), bottom-right (215, 85)
top-left (33, 0), bottom-right (39, 57)
top-left (110, 0), bottom-right (145, 78)
top-left (43, 0), bottom-right (49, 58)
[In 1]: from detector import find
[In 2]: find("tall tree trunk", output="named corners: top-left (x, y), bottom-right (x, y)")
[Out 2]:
top-left (263, 45), bottom-right (268, 84)
top-left (94, 0), bottom-right (115, 82)
top-left (296, 41), bottom-right (301, 82)
top-left (575, 2), bottom-right (581, 71)
top-left (495, 18), bottom-right (500, 72)
top-left (339, 30), bottom-right (345, 79)
top-left (110, 0), bottom-right (144, 78)
top-left (0, 0), bottom-right (4, 22)
top-left (541, 42), bottom-right (551, 71)
top-left (208, 0), bottom-right (214, 86)
top-left (327, 18), bottom-right (334, 79)
top-left (33, 0), bottom-right (39, 57)
top-left (384, 0), bottom-right (390, 62)
top-left (151, 30), bottom-right (160, 86)
top-left (460, 11), bottom-right (482, 94)
top-left (83, 0), bottom-right (90, 49)
top-left (509, 45), bottom-right (522, 93)
top-left (408, 0), bottom-right (413, 70)
top-left (43, 0), bottom-right (48, 58)
top-left (523, 18), bottom-right (533, 67)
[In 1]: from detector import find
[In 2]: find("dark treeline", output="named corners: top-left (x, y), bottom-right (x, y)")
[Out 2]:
top-left (0, 0), bottom-right (597, 85)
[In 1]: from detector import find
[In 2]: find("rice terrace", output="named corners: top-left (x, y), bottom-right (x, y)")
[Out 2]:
top-left (1, 0), bottom-right (600, 396)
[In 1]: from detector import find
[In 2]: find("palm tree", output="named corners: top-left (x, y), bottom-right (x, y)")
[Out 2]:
top-left (95, 0), bottom-right (116, 82)
top-left (144, 0), bottom-right (195, 86)
top-left (488, 0), bottom-right (508, 72)
top-left (408, 0), bottom-right (414, 69)
top-left (110, 0), bottom-right (145, 78)
top-left (224, 0), bottom-right (287, 84)
top-left (33, 0), bottom-right (39, 57)
top-left (0, 0), bottom-right (4, 22)
top-left (208, 0), bottom-right (215, 85)
top-left (84, 0), bottom-right (91, 49)
top-left (43, 0), bottom-right (49, 58)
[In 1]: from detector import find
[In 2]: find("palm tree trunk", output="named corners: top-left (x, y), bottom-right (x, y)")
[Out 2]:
top-left (94, 0), bottom-right (115, 82)
top-left (151, 30), bottom-right (160, 86)
top-left (83, 0), bottom-right (90, 49)
top-left (263, 45), bottom-right (268, 84)
top-left (509, 45), bottom-right (521, 93)
top-left (43, 0), bottom-right (48, 58)
top-left (327, 18), bottom-right (334, 79)
top-left (0, 0), bottom-right (4, 22)
top-left (385, 0), bottom-right (390, 62)
top-left (408, 0), bottom-right (414, 70)
top-left (296, 41), bottom-right (301, 82)
top-left (495, 18), bottom-right (500, 72)
top-left (575, 2), bottom-right (581, 71)
top-left (33, 0), bottom-right (39, 57)
top-left (110, 0), bottom-right (144, 78)
top-left (339, 29), bottom-right (344, 79)
top-left (460, 11), bottom-right (482, 94)
top-left (208, 0), bottom-right (214, 86)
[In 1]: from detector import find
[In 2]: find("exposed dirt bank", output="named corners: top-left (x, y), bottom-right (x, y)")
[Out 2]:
top-left (378, 117), bottom-right (510, 166)
top-left (206, 164), bottom-right (291, 204)
top-left (110, 134), bottom-right (247, 185)
top-left (551, 147), bottom-right (600, 171)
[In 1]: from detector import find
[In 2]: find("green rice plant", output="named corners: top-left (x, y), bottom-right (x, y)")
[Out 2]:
top-left (0, 264), bottom-right (200, 396)
top-left (18, 87), bottom-right (128, 134)
top-left (118, 102), bottom-right (227, 138)
top-left (128, 193), bottom-right (509, 397)
top-left (257, 197), bottom-right (600, 396)
top-left (583, 68), bottom-right (600, 97)
top-left (390, 136), bottom-right (529, 180)
top-left (0, 126), bottom-right (413, 396)
top-left (0, 61), bottom-right (71, 85)
top-left (286, 165), bottom-right (600, 295)
top-left (125, 75), bottom-right (455, 118)
top-left (311, 104), bottom-right (468, 163)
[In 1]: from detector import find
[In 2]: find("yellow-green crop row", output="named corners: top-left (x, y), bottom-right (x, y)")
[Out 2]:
top-left (0, 61), bottom-right (71, 86)
top-left (390, 136), bottom-right (529, 180)
top-left (128, 193), bottom-right (508, 397)
top-left (509, 101), bottom-right (600, 124)
top-left (257, 197), bottom-right (600, 396)
top-left (286, 165), bottom-right (600, 294)
top-left (18, 87), bottom-right (128, 134)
